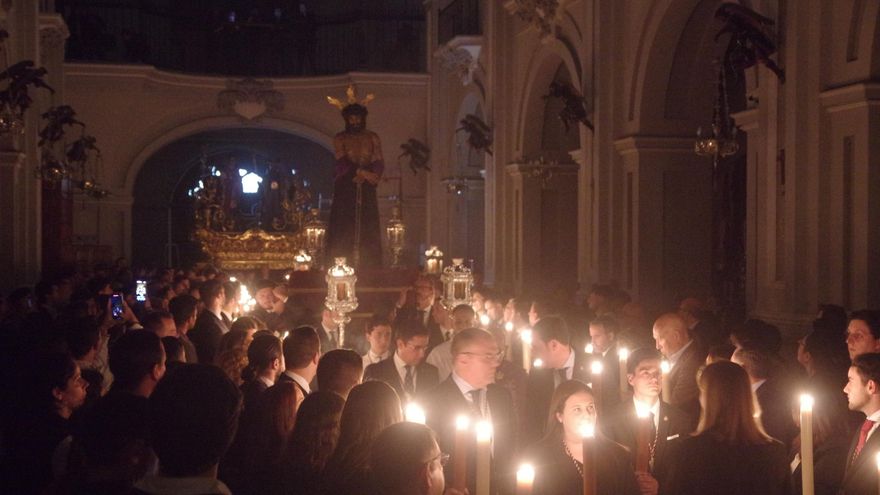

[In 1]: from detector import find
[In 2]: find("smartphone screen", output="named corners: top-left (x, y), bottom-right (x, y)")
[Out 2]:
top-left (111, 294), bottom-right (124, 320)
top-left (135, 280), bottom-right (147, 302)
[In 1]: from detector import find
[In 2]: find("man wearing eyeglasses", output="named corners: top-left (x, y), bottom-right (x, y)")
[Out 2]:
top-left (363, 321), bottom-right (439, 402)
top-left (424, 327), bottom-right (516, 495)
top-left (370, 422), bottom-right (466, 495)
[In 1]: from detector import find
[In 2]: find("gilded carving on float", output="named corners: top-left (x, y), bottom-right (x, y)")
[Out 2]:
top-left (194, 228), bottom-right (308, 270)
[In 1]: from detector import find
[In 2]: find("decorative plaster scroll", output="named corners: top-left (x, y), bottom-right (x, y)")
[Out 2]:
top-left (217, 78), bottom-right (284, 121)
top-left (504, 0), bottom-right (569, 40)
top-left (434, 36), bottom-right (482, 86)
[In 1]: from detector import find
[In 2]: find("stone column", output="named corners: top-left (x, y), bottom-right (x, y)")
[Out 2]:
top-left (613, 136), bottom-right (713, 314)
top-left (505, 160), bottom-right (578, 294)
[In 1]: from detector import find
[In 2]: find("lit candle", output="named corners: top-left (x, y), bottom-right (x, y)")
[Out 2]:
top-left (579, 422), bottom-right (597, 495)
top-left (516, 463), bottom-right (535, 495)
top-left (453, 415), bottom-right (470, 491)
top-left (660, 360), bottom-right (671, 403)
top-left (618, 347), bottom-right (629, 396)
top-left (800, 394), bottom-right (814, 495)
top-left (229, 276), bottom-right (237, 282)
top-left (634, 405), bottom-right (652, 471)
top-left (590, 361), bottom-right (603, 410)
top-left (585, 343), bottom-right (594, 354)
top-left (521, 329), bottom-right (533, 372)
top-left (405, 402), bottom-right (426, 424)
top-left (475, 420), bottom-right (492, 495)
top-left (533, 358), bottom-right (544, 369)
top-left (875, 452), bottom-right (880, 495)
top-left (282, 330), bottom-right (289, 340)
top-left (479, 313), bottom-right (491, 327)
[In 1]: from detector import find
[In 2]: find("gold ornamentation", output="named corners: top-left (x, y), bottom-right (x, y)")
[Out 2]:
top-left (326, 84), bottom-right (374, 110)
top-left (193, 228), bottom-right (308, 270)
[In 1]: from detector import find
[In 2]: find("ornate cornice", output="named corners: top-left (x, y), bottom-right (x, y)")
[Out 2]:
top-left (217, 78), bottom-right (285, 121)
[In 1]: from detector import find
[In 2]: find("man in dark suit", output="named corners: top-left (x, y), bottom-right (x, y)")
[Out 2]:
top-left (364, 322), bottom-right (439, 402)
top-left (840, 352), bottom-right (880, 494)
top-left (188, 279), bottom-right (228, 364)
top-left (248, 279), bottom-right (278, 330)
top-left (394, 275), bottom-right (447, 352)
top-left (732, 347), bottom-right (797, 447)
top-left (317, 308), bottom-right (342, 354)
top-left (589, 314), bottom-right (625, 413)
top-left (524, 315), bottom-right (591, 443)
top-left (424, 328), bottom-right (515, 495)
top-left (602, 348), bottom-right (693, 495)
top-left (652, 313), bottom-right (706, 424)
top-left (277, 325), bottom-right (320, 397)
top-left (678, 297), bottom-right (726, 352)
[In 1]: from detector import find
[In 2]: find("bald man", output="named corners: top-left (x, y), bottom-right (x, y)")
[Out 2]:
top-left (652, 313), bottom-right (705, 424)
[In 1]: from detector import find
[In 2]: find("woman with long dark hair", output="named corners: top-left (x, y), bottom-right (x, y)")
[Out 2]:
top-left (241, 381), bottom-right (304, 495)
top-left (667, 361), bottom-right (792, 494)
top-left (220, 331), bottom-right (283, 492)
top-left (281, 391), bottom-right (345, 495)
top-left (525, 380), bottom-right (640, 495)
top-left (321, 381), bottom-right (402, 493)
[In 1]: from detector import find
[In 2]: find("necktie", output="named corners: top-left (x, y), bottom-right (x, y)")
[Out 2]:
top-left (468, 389), bottom-right (485, 418)
top-left (404, 365), bottom-right (415, 396)
top-left (853, 419), bottom-right (876, 463)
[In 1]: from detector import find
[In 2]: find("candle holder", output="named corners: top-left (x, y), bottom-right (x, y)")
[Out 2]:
top-left (441, 258), bottom-right (473, 309)
top-left (325, 257), bottom-right (358, 349)
top-left (385, 203), bottom-right (406, 268)
top-left (304, 208), bottom-right (327, 265)
top-left (293, 249), bottom-right (313, 271)
top-left (425, 245), bottom-right (444, 274)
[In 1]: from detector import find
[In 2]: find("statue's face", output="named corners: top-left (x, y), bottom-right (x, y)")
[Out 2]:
top-left (345, 113), bottom-right (366, 132)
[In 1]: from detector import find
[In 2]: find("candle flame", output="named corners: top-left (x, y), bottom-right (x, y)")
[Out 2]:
top-left (799, 393), bottom-right (814, 412)
top-left (520, 329), bottom-right (533, 344)
top-left (591, 361), bottom-right (603, 375)
top-left (479, 314), bottom-right (491, 326)
top-left (405, 403), bottom-right (426, 424)
top-left (618, 347), bottom-right (629, 361)
top-left (585, 343), bottom-right (594, 354)
top-left (229, 276), bottom-right (237, 282)
top-left (875, 452), bottom-right (880, 471)
top-left (533, 358), bottom-right (544, 368)
top-left (455, 415), bottom-right (471, 431)
top-left (635, 403), bottom-right (651, 419)
top-left (504, 321), bottom-right (514, 332)
top-left (475, 420), bottom-right (493, 442)
top-left (661, 360), bottom-right (671, 374)
top-left (282, 331), bottom-right (289, 340)
top-left (579, 421), bottom-right (596, 438)
top-left (284, 273), bottom-right (291, 281)
top-left (516, 463), bottom-right (536, 484)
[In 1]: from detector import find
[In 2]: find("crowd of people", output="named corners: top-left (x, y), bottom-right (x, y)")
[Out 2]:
top-left (0, 260), bottom-right (877, 495)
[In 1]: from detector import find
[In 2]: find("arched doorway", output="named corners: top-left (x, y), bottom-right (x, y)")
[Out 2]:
top-left (132, 128), bottom-right (334, 268)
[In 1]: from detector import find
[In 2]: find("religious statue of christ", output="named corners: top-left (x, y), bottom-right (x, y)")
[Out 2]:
top-left (325, 86), bottom-right (384, 267)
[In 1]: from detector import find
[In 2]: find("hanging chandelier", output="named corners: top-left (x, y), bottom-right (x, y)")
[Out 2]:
top-left (695, 63), bottom-right (739, 159)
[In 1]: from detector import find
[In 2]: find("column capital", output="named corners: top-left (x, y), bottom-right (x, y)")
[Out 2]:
top-left (613, 136), bottom-right (694, 155)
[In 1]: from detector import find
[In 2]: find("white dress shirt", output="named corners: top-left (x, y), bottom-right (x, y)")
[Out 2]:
top-left (283, 370), bottom-right (311, 394)
top-left (426, 340), bottom-right (454, 381)
top-left (362, 350), bottom-right (390, 368)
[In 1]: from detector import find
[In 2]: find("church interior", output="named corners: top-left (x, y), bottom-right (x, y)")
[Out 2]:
top-left (0, 0), bottom-right (878, 337)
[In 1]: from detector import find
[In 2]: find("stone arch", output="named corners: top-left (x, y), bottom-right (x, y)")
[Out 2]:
top-left (123, 115), bottom-right (335, 199)
top-left (628, 0), bottom-right (754, 134)
top-left (517, 40), bottom-right (582, 156)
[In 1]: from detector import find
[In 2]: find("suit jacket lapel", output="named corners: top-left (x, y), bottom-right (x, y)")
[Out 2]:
top-left (844, 425), bottom-right (880, 483)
